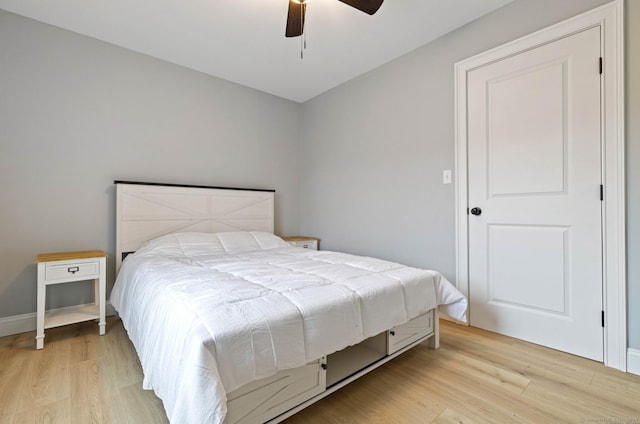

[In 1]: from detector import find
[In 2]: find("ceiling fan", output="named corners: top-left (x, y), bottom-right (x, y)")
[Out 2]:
top-left (285, 0), bottom-right (384, 37)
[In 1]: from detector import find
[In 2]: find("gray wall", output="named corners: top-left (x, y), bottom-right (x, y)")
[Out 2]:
top-left (299, 0), bottom-right (639, 349)
top-left (0, 10), bottom-right (300, 317)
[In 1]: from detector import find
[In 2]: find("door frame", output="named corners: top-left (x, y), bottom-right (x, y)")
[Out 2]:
top-left (454, 0), bottom-right (626, 370)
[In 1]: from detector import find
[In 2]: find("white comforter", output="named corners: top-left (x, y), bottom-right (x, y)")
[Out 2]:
top-left (110, 232), bottom-right (467, 423)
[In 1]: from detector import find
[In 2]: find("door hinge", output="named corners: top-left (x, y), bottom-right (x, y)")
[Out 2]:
top-left (599, 57), bottom-right (603, 74)
top-left (600, 184), bottom-right (604, 201)
top-left (602, 310), bottom-right (605, 328)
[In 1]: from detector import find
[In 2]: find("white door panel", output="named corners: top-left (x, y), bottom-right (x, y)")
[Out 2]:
top-left (468, 27), bottom-right (603, 361)
top-left (488, 61), bottom-right (566, 196)
top-left (488, 224), bottom-right (568, 313)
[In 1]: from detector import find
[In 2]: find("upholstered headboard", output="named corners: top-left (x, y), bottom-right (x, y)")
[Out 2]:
top-left (115, 181), bottom-right (275, 272)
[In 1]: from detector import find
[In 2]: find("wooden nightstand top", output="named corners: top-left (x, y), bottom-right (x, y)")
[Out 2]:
top-left (282, 236), bottom-right (319, 242)
top-left (35, 250), bottom-right (108, 263)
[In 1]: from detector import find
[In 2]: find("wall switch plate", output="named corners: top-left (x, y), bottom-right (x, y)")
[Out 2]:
top-left (443, 170), bottom-right (452, 184)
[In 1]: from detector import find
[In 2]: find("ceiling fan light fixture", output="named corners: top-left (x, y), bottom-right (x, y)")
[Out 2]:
top-left (285, 0), bottom-right (384, 58)
top-left (286, 0), bottom-right (384, 38)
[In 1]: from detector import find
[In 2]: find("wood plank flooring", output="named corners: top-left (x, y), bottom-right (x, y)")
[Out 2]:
top-left (1, 317), bottom-right (638, 423)
top-left (0, 318), bottom-right (167, 424)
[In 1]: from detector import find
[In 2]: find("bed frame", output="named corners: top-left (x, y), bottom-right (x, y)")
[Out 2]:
top-left (114, 181), bottom-right (439, 424)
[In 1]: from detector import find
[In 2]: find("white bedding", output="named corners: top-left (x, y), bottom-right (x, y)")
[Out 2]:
top-left (110, 231), bottom-right (467, 424)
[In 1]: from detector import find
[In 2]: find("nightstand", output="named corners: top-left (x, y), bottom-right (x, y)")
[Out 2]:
top-left (34, 250), bottom-right (107, 350)
top-left (282, 236), bottom-right (319, 250)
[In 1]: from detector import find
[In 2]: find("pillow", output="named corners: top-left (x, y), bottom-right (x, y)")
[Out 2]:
top-left (134, 231), bottom-right (289, 258)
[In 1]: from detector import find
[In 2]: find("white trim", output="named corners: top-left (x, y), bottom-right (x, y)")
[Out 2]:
top-left (627, 349), bottom-right (640, 376)
top-left (0, 302), bottom-right (117, 338)
top-left (0, 311), bottom-right (36, 338)
top-left (454, 0), bottom-right (626, 371)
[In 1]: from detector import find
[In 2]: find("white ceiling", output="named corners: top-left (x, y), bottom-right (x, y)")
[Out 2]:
top-left (0, 0), bottom-right (512, 103)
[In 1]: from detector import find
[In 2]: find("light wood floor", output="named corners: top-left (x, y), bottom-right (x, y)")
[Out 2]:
top-left (1, 318), bottom-right (638, 424)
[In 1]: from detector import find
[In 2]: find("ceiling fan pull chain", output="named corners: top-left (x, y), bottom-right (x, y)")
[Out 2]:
top-left (300, 2), bottom-right (305, 59)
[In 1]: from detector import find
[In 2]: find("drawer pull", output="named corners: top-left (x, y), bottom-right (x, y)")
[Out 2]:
top-left (67, 266), bottom-right (80, 274)
top-left (303, 244), bottom-right (309, 248)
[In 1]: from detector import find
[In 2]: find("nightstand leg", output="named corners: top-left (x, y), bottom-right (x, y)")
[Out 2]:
top-left (97, 258), bottom-right (106, 335)
top-left (36, 263), bottom-right (45, 350)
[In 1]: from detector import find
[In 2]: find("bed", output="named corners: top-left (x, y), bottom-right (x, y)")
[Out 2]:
top-left (110, 181), bottom-right (467, 424)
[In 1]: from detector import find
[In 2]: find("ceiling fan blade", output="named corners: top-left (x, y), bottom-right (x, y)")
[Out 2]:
top-left (337, 0), bottom-right (384, 15)
top-left (286, 1), bottom-right (306, 38)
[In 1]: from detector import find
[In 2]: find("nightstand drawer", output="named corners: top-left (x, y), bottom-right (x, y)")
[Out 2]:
top-left (291, 240), bottom-right (318, 250)
top-left (45, 261), bottom-right (100, 281)
top-left (282, 237), bottom-right (319, 250)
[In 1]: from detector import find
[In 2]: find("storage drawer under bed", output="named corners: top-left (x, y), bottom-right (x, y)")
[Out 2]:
top-left (225, 359), bottom-right (325, 424)
top-left (387, 310), bottom-right (435, 354)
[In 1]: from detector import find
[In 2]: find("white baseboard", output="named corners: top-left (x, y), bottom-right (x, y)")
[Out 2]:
top-left (628, 348), bottom-right (640, 376)
top-left (0, 302), bottom-right (116, 338)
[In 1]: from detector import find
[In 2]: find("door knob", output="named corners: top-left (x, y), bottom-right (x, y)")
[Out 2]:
top-left (470, 207), bottom-right (482, 216)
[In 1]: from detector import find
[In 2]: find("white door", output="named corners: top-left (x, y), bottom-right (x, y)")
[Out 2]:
top-left (467, 26), bottom-right (603, 361)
